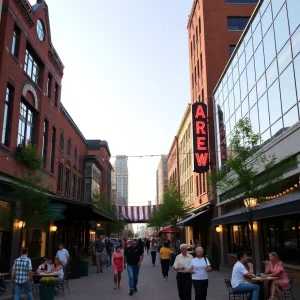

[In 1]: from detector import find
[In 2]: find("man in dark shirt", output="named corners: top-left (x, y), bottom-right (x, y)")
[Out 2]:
top-left (95, 237), bottom-right (106, 273)
top-left (124, 239), bottom-right (144, 296)
top-left (105, 238), bottom-right (114, 267)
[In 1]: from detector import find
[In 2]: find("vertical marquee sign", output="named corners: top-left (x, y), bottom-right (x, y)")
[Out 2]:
top-left (192, 102), bottom-right (209, 173)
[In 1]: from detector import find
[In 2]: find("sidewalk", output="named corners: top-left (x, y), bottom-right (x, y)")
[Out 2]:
top-left (1, 254), bottom-right (299, 299)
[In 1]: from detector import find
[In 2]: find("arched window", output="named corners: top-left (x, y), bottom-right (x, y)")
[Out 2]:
top-left (67, 138), bottom-right (71, 157)
top-left (59, 132), bottom-right (64, 151)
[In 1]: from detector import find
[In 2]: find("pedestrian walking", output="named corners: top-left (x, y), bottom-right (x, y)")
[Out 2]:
top-left (95, 236), bottom-right (106, 273)
top-left (112, 245), bottom-right (125, 289)
top-left (160, 241), bottom-right (171, 280)
top-left (173, 244), bottom-right (193, 300)
top-left (124, 239), bottom-right (144, 296)
top-left (105, 238), bottom-right (113, 267)
top-left (145, 239), bottom-right (150, 255)
top-left (150, 240), bottom-right (158, 266)
top-left (189, 247), bottom-right (212, 300)
top-left (11, 247), bottom-right (33, 300)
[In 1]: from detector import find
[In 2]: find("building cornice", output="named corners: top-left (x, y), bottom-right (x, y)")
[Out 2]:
top-left (176, 104), bottom-right (191, 138)
top-left (187, 0), bottom-right (198, 29)
top-left (84, 155), bottom-right (104, 171)
top-left (167, 136), bottom-right (178, 161)
top-left (13, 0), bottom-right (34, 28)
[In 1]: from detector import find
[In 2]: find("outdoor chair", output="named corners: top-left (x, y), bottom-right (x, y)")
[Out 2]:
top-left (224, 279), bottom-right (249, 300)
top-left (283, 274), bottom-right (294, 300)
top-left (56, 274), bottom-right (70, 295)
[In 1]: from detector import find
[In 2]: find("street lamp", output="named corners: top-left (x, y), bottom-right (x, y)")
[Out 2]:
top-left (18, 220), bottom-right (26, 229)
top-left (51, 225), bottom-right (57, 233)
top-left (243, 198), bottom-right (257, 207)
top-left (216, 226), bottom-right (222, 233)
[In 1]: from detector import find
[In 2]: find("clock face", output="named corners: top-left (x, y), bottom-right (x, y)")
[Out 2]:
top-left (36, 19), bottom-right (45, 41)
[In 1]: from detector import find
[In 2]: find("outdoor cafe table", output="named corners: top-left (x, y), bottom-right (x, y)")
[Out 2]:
top-left (251, 276), bottom-right (278, 299)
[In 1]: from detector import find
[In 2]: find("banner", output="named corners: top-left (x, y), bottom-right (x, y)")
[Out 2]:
top-left (192, 102), bottom-right (209, 173)
top-left (117, 205), bottom-right (159, 222)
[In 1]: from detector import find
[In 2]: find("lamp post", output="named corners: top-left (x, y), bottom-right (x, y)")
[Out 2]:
top-left (244, 198), bottom-right (258, 274)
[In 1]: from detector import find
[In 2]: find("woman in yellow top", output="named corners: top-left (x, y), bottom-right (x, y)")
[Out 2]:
top-left (160, 241), bottom-right (172, 280)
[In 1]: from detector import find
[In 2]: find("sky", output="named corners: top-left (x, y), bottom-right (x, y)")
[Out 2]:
top-left (30, 0), bottom-right (193, 206)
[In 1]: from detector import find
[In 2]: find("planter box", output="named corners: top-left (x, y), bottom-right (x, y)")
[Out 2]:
top-left (70, 261), bottom-right (81, 279)
top-left (39, 284), bottom-right (55, 300)
top-left (80, 262), bottom-right (89, 276)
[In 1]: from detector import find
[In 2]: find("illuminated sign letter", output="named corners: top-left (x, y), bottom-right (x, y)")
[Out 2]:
top-left (192, 102), bottom-right (209, 173)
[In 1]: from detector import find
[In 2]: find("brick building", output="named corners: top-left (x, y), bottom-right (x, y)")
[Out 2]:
top-left (177, 0), bottom-right (258, 247)
top-left (0, 0), bottom-right (113, 272)
top-left (167, 136), bottom-right (179, 187)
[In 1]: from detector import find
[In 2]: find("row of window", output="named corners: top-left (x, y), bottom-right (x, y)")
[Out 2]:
top-left (11, 27), bottom-right (60, 106)
top-left (57, 163), bottom-right (82, 200)
top-left (195, 173), bottom-right (206, 198)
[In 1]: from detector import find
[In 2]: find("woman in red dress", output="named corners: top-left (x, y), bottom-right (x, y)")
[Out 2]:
top-left (112, 245), bottom-right (125, 289)
top-left (265, 252), bottom-right (289, 300)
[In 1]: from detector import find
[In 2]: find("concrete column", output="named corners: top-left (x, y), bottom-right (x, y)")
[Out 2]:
top-left (220, 224), bottom-right (229, 265)
top-left (252, 221), bottom-right (261, 274)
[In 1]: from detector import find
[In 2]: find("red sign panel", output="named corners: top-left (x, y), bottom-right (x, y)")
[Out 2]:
top-left (192, 102), bottom-right (209, 173)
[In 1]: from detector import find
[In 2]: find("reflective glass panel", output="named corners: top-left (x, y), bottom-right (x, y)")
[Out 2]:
top-left (283, 105), bottom-right (299, 129)
top-left (249, 86), bottom-right (257, 109)
top-left (268, 80), bottom-right (282, 125)
top-left (229, 90), bottom-right (235, 117)
top-left (257, 74), bottom-right (267, 99)
top-left (234, 81), bottom-right (241, 108)
top-left (245, 38), bottom-right (254, 63)
top-left (270, 118), bottom-right (283, 139)
top-left (261, 4), bottom-right (273, 36)
top-left (233, 63), bottom-right (240, 84)
top-left (286, 0), bottom-right (300, 35)
top-left (240, 70), bottom-right (248, 100)
top-left (228, 72), bottom-right (233, 93)
top-left (261, 129), bottom-right (271, 146)
top-left (253, 22), bottom-right (262, 51)
top-left (260, 0), bottom-right (270, 16)
top-left (293, 54), bottom-right (300, 101)
top-left (280, 64), bottom-right (297, 114)
top-left (258, 93), bottom-right (270, 133)
top-left (264, 26), bottom-right (276, 67)
top-left (291, 27), bottom-right (300, 59)
top-left (235, 105), bottom-right (242, 123)
top-left (247, 58), bottom-right (256, 91)
top-left (254, 43), bottom-right (265, 80)
top-left (241, 97), bottom-right (249, 117)
top-left (271, 0), bottom-right (285, 19)
top-left (274, 5), bottom-right (290, 53)
top-left (266, 59), bottom-right (278, 87)
top-left (239, 51), bottom-right (246, 73)
top-left (250, 104), bottom-right (260, 134)
top-left (277, 41), bottom-right (292, 75)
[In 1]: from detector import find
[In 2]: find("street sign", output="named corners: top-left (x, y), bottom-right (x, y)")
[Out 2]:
top-left (45, 204), bottom-right (66, 220)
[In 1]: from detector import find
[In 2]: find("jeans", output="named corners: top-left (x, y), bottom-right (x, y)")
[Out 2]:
top-left (127, 265), bottom-right (140, 290)
top-left (151, 251), bottom-right (156, 265)
top-left (14, 281), bottom-right (33, 300)
top-left (233, 282), bottom-right (260, 300)
top-left (176, 273), bottom-right (192, 300)
top-left (106, 252), bottom-right (112, 266)
top-left (193, 279), bottom-right (208, 300)
top-left (161, 259), bottom-right (169, 278)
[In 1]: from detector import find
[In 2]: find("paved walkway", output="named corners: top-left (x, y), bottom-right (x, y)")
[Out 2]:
top-left (2, 253), bottom-right (299, 299)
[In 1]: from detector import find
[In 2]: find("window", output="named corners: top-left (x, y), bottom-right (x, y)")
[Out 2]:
top-left (2, 86), bottom-right (13, 146)
top-left (193, 35), bottom-right (195, 49)
top-left (198, 17), bottom-right (201, 35)
top-left (197, 59), bottom-right (200, 78)
top-left (74, 147), bottom-right (77, 165)
top-left (59, 132), bottom-right (64, 151)
top-left (50, 127), bottom-right (56, 173)
top-left (11, 28), bottom-right (20, 57)
top-left (24, 48), bottom-right (41, 85)
top-left (72, 174), bottom-right (76, 199)
top-left (227, 17), bottom-right (250, 31)
top-left (200, 53), bottom-right (203, 71)
top-left (77, 178), bottom-right (81, 201)
top-left (229, 45), bottom-right (236, 56)
top-left (42, 120), bottom-right (48, 167)
top-left (196, 176), bottom-right (199, 196)
top-left (226, 0), bottom-right (258, 3)
top-left (67, 138), bottom-right (71, 158)
top-left (201, 89), bottom-right (204, 102)
top-left (54, 83), bottom-right (59, 107)
top-left (65, 169), bottom-right (70, 196)
top-left (228, 223), bottom-right (252, 253)
top-left (190, 41), bottom-right (192, 57)
top-left (196, 26), bottom-right (198, 43)
top-left (57, 163), bottom-right (63, 193)
top-left (46, 74), bottom-right (52, 98)
top-left (17, 102), bottom-right (34, 146)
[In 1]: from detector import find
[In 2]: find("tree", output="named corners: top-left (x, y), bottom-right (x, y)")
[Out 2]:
top-left (134, 233), bottom-right (139, 238)
top-left (208, 118), bottom-right (297, 272)
top-left (127, 230), bottom-right (134, 238)
top-left (91, 192), bottom-right (124, 236)
top-left (147, 183), bottom-right (192, 229)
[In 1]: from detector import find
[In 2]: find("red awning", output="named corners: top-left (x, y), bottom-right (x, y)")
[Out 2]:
top-left (159, 226), bottom-right (180, 233)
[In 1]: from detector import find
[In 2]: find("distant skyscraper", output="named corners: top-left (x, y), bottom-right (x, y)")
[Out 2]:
top-left (114, 155), bottom-right (128, 205)
top-left (156, 170), bottom-right (159, 205)
top-left (157, 155), bottom-right (168, 204)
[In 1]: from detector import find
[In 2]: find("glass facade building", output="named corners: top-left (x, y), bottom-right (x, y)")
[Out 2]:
top-left (213, 0), bottom-right (300, 169)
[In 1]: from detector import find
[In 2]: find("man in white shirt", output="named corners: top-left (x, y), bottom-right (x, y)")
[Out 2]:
top-left (56, 244), bottom-right (69, 269)
top-left (173, 244), bottom-right (193, 300)
top-left (231, 251), bottom-right (260, 300)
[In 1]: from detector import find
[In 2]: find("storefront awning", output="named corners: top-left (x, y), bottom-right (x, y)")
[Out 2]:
top-left (212, 192), bottom-right (300, 226)
top-left (177, 208), bottom-right (211, 226)
top-left (159, 226), bottom-right (180, 233)
top-left (50, 197), bottom-right (115, 222)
